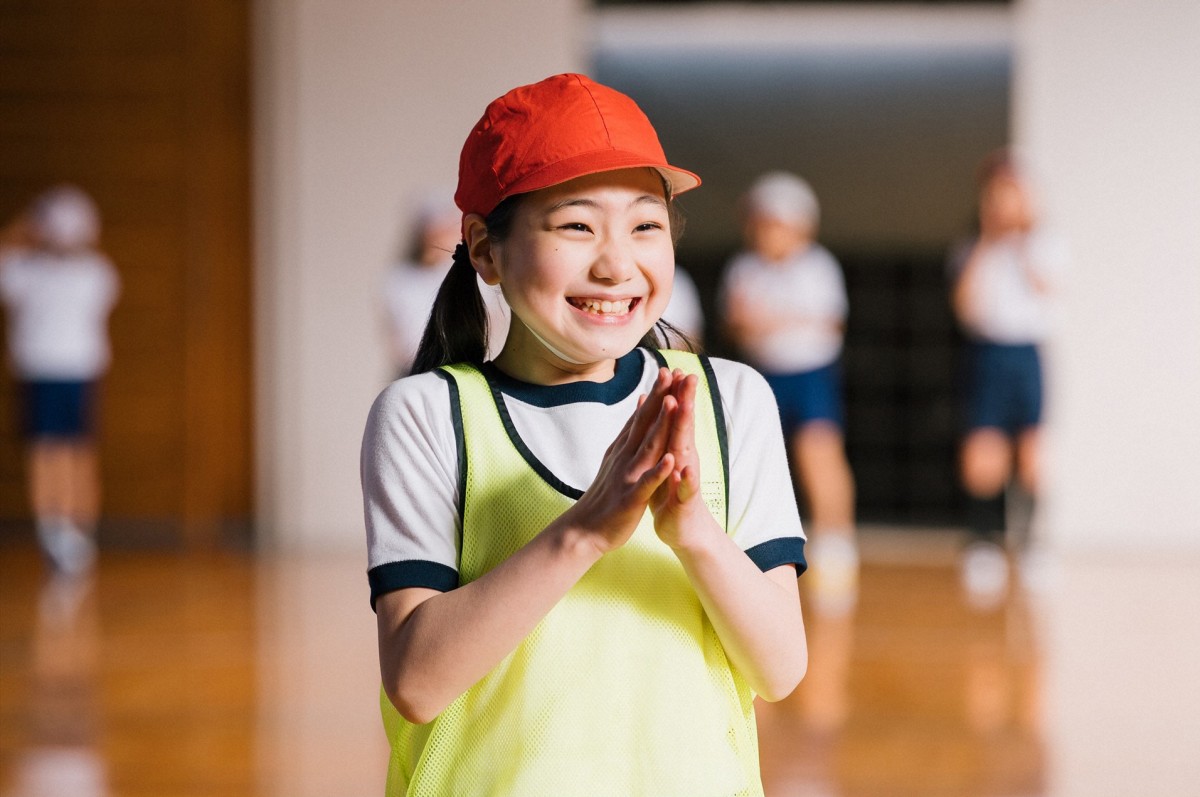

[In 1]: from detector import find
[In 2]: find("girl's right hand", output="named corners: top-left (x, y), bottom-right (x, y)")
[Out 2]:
top-left (564, 368), bottom-right (678, 555)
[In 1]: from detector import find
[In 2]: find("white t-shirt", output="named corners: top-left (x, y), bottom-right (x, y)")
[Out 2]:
top-left (661, 266), bottom-right (704, 343)
top-left (0, 248), bottom-right (119, 380)
top-left (382, 260), bottom-right (449, 376)
top-left (949, 230), bottom-right (1066, 345)
top-left (719, 244), bottom-right (848, 373)
top-left (361, 349), bottom-right (805, 597)
top-left (382, 262), bottom-right (510, 376)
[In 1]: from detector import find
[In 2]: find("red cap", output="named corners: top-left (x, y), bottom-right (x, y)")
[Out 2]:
top-left (455, 73), bottom-right (701, 220)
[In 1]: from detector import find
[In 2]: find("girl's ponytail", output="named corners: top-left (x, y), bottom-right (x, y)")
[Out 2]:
top-left (412, 195), bottom-right (522, 373)
top-left (411, 242), bottom-right (489, 374)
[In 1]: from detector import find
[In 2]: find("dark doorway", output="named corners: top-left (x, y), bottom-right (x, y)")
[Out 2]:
top-left (595, 16), bottom-right (1010, 525)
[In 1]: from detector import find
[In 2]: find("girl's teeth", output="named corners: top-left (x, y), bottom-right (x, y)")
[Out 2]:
top-left (575, 298), bottom-right (631, 315)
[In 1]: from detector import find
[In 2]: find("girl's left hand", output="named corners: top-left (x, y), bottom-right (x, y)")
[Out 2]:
top-left (649, 370), bottom-right (720, 549)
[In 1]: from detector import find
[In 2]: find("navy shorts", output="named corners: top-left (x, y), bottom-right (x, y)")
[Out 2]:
top-left (763, 361), bottom-right (845, 436)
top-left (963, 342), bottom-right (1043, 434)
top-left (21, 380), bottom-right (98, 440)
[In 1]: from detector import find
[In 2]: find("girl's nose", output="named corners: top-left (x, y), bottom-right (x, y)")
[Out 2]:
top-left (590, 235), bottom-right (636, 283)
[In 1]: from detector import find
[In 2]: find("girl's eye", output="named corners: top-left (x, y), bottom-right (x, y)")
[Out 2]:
top-left (559, 222), bottom-right (591, 233)
top-left (635, 222), bottom-right (664, 233)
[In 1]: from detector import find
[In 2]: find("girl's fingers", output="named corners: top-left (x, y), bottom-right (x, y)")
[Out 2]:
top-left (666, 373), bottom-right (698, 463)
top-left (634, 452), bottom-right (674, 500)
top-left (640, 394), bottom-right (676, 466)
top-left (626, 393), bottom-right (674, 481)
top-left (675, 463), bottom-right (699, 503)
top-left (623, 368), bottom-right (672, 453)
top-left (610, 372), bottom-right (664, 454)
top-left (608, 392), bottom-right (647, 454)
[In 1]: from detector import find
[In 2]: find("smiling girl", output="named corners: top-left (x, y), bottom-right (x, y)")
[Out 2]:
top-left (361, 73), bottom-right (808, 796)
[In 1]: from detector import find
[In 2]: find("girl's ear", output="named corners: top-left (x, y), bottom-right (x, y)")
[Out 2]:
top-left (464, 214), bottom-right (501, 285)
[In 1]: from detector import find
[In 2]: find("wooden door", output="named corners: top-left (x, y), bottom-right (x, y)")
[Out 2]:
top-left (0, 1), bottom-right (252, 546)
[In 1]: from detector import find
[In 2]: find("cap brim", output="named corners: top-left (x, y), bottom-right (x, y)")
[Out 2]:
top-left (656, 165), bottom-right (702, 198)
top-left (504, 149), bottom-right (701, 202)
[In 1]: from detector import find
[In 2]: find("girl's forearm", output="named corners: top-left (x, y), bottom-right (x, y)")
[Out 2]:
top-left (378, 517), bottom-right (603, 724)
top-left (671, 523), bottom-right (807, 702)
top-left (380, 374), bottom-right (679, 724)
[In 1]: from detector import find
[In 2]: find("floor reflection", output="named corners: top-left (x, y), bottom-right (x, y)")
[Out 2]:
top-left (757, 530), bottom-right (1048, 797)
top-left (757, 602), bottom-right (854, 797)
top-left (0, 547), bottom-right (259, 797)
top-left (2, 531), bottom-right (1197, 796)
top-left (7, 575), bottom-right (107, 797)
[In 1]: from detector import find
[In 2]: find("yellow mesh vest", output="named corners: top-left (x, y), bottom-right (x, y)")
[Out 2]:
top-left (382, 350), bottom-right (763, 796)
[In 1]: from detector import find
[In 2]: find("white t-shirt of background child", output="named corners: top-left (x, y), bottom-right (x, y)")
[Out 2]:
top-left (382, 260), bottom-right (451, 376)
top-left (383, 262), bottom-right (511, 376)
top-left (0, 249), bottom-right (120, 380)
top-left (949, 230), bottom-right (1066, 345)
top-left (661, 266), bottom-right (704, 343)
top-left (719, 244), bottom-right (848, 374)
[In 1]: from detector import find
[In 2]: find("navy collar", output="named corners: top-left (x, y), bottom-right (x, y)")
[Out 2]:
top-left (481, 348), bottom-right (646, 408)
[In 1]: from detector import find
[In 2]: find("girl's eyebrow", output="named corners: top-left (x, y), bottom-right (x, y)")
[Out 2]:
top-left (545, 194), bottom-right (668, 213)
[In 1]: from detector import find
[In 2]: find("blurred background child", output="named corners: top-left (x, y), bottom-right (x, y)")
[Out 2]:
top-left (381, 190), bottom-right (509, 378)
top-left (949, 150), bottom-right (1065, 608)
top-left (719, 171), bottom-right (858, 616)
top-left (0, 185), bottom-right (120, 575)
top-left (661, 264), bottom-right (705, 348)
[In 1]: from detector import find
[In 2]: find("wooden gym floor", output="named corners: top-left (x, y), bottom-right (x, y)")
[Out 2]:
top-left (1, 528), bottom-right (1196, 797)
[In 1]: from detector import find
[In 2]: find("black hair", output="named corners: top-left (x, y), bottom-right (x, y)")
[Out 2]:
top-left (410, 196), bottom-right (519, 375)
top-left (410, 176), bottom-right (695, 374)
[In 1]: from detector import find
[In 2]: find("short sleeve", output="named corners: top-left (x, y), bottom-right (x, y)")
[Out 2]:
top-left (0, 251), bottom-right (26, 303)
top-left (710, 358), bottom-right (807, 575)
top-left (361, 372), bottom-right (463, 608)
top-left (96, 255), bottom-right (120, 308)
top-left (822, 248), bottom-right (850, 320)
top-left (715, 255), bottom-right (744, 318)
top-left (663, 267), bottom-right (704, 341)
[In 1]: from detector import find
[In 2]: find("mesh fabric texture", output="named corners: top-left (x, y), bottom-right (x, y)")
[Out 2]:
top-left (382, 350), bottom-right (762, 796)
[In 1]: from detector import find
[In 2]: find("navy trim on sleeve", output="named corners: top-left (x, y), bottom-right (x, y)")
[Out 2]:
top-left (744, 537), bottom-right (808, 576)
top-left (369, 560), bottom-right (459, 611)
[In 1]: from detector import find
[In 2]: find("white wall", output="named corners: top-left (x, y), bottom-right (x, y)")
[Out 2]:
top-left (1039, 558), bottom-right (1200, 797)
top-left (254, 0), bottom-right (1200, 555)
top-left (253, 0), bottom-right (584, 550)
top-left (1014, 0), bottom-right (1200, 555)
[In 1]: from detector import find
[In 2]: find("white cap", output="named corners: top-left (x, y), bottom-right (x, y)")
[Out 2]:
top-left (744, 171), bottom-right (819, 226)
top-left (415, 188), bottom-right (461, 232)
top-left (33, 185), bottom-right (100, 250)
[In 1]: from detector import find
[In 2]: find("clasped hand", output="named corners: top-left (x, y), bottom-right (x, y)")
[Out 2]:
top-left (567, 368), bottom-right (717, 555)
